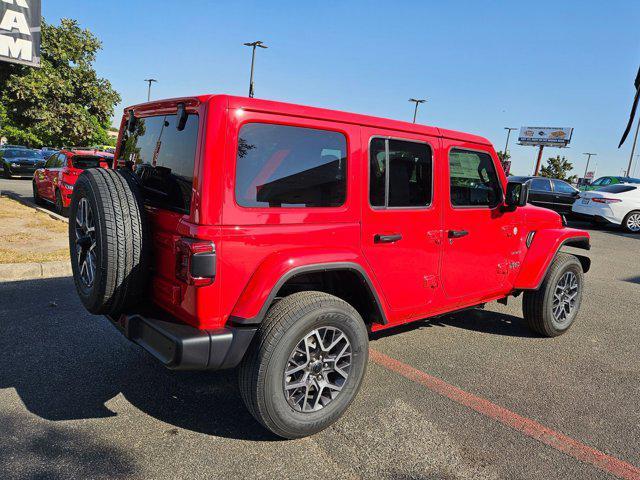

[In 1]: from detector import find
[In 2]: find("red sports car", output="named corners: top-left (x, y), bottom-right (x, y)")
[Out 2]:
top-left (33, 149), bottom-right (111, 215)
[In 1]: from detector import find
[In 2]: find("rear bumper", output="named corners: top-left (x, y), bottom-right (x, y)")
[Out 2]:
top-left (571, 211), bottom-right (618, 226)
top-left (108, 313), bottom-right (256, 371)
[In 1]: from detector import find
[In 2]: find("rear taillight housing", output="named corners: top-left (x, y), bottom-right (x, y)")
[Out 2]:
top-left (591, 198), bottom-right (622, 204)
top-left (175, 238), bottom-right (216, 286)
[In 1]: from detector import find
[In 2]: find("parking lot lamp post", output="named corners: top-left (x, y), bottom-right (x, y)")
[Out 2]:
top-left (409, 98), bottom-right (426, 123)
top-left (244, 41), bottom-right (268, 98)
top-left (144, 79), bottom-right (157, 102)
top-left (583, 152), bottom-right (597, 180)
top-left (503, 127), bottom-right (517, 159)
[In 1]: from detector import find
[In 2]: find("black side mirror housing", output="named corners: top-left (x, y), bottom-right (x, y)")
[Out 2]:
top-left (504, 181), bottom-right (529, 209)
top-left (176, 103), bottom-right (188, 131)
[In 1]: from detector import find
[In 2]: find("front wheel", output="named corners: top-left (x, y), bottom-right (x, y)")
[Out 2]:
top-left (239, 291), bottom-right (369, 439)
top-left (622, 210), bottom-right (640, 233)
top-left (33, 181), bottom-right (44, 205)
top-left (55, 189), bottom-right (67, 216)
top-left (523, 253), bottom-right (584, 337)
top-left (3, 166), bottom-right (11, 179)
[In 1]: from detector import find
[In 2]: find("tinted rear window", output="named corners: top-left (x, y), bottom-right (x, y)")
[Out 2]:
top-left (598, 185), bottom-right (637, 194)
top-left (235, 123), bottom-right (347, 208)
top-left (118, 114), bottom-right (199, 214)
top-left (72, 156), bottom-right (104, 170)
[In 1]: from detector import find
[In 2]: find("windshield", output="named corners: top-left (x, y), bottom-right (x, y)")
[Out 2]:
top-left (4, 149), bottom-right (40, 159)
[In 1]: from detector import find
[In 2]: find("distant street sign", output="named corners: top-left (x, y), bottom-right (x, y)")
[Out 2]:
top-left (518, 127), bottom-right (573, 147)
top-left (0, 0), bottom-right (41, 67)
top-left (585, 171), bottom-right (595, 180)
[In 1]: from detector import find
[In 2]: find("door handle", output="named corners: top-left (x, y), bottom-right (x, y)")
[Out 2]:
top-left (448, 230), bottom-right (469, 239)
top-left (374, 233), bottom-right (402, 243)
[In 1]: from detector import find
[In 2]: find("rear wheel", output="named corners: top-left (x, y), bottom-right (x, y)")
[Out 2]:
top-left (523, 253), bottom-right (584, 337)
top-left (32, 181), bottom-right (44, 205)
top-left (622, 210), bottom-right (640, 233)
top-left (69, 168), bottom-right (149, 316)
top-left (239, 291), bottom-right (369, 439)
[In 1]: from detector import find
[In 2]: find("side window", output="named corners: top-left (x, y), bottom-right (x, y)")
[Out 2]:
top-left (591, 178), bottom-right (604, 186)
top-left (449, 148), bottom-right (502, 207)
top-left (552, 179), bottom-right (575, 194)
top-left (530, 178), bottom-right (552, 192)
top-left (369, 138), bottom-right (432, 208)
top-left (601, 177), bottom-right (612, 186)
top-left (56, 154), bottom-right (67, 168)
top-left (44, 154), bottom-right (57, 168)
top-left (235, 123), bottom-right (347, 208)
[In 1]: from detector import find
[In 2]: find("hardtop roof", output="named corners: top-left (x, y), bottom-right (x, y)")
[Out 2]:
top-left (124, 94), bottom-right (492, 146)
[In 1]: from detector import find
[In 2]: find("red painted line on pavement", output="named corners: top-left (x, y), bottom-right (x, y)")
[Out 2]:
top-left (369, 348), bottom-right (640, 480)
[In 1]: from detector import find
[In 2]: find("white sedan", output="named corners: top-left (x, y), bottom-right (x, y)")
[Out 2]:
top-left (572, 184), bottom-right (640, 233)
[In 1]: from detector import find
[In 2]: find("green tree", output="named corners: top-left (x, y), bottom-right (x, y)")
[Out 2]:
top-left (0, 19), bottom-right (120, 148)
top-left (540, 155), bottom-right (576, 182)
top-left (497, 150), bottom-right (511, 163)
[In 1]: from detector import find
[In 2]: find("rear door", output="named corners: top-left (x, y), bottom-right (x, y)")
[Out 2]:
top-left (528, 178), bottom-right (555, 210)
top-left (551, 179), bottom-right (579, 214)
top-left (441, 144), bottom-right (520, 303)
top-left (360, 128), bottom-right (443, 317)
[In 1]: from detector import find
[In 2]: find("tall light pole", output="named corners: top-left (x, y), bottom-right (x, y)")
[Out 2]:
top-left (632, 154), bottom-right (640, 177)
top-left (144, 78), bottom-right (157, 102)
top-left (244, 41), bottom-right (268, 98)
top-left (583, 152), bottom-right (597, 180)
top-left (409, 98), bottom-right (426, 123)
top-left (503, 127), bottom-right (517, 159)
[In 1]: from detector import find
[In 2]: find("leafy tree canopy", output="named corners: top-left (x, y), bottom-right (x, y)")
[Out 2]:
top-left (540, 155), bottom-right (576, 182)
top-left (0, 18), bottom-right (120, 148)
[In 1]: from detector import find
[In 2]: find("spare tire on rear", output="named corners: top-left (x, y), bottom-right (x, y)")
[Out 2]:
top-left (68, 168), bottom-right (150, 316)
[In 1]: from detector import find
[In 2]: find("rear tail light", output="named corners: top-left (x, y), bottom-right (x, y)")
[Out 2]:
top-left (591, 198), bottom-right (622, 204)
top-left (175, 238), bottom-right (216, 286)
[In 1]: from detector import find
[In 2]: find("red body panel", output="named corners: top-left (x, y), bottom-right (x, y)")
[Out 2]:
top-left (113, 94), bottom-right (590, 332)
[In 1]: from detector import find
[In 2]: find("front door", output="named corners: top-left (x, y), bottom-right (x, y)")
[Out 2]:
top-left (360, 129), bottom-right (442, 318)
top-left (441, 144), bottom-right (519, 303)
top-left (551, 179), bottom-right (579, 214)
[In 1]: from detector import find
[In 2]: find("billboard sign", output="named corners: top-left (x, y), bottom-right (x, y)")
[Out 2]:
top-left (0, 0), bottom-right (40, 67)
top-left (518, 127), bottom-right (573, 147)
top-left (585, 171), bottom-right (595, 180)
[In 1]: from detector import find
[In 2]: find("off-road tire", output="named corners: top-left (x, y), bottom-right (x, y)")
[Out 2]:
top-left (523, 253), bottom-right (584, 337)
top-left (238, 291), bottom-right (369, 439)
top-left (68, 168), bottom-right (150, 316)
top-left (622, 210), bottom-right (640, 233)
top-left (32, 181), bottom-right (44, 205)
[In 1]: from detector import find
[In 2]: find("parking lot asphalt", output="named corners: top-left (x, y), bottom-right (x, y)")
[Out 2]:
top-left (0, 188), bottom-right (638, 478)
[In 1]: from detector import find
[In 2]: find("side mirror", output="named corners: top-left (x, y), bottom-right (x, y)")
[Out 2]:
top-left (504, 181), bottom-right (529, 208)
top-left (176, 103), bottom-right (188, 131)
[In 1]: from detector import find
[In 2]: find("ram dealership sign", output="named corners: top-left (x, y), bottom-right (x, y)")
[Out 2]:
top-left (518, 127), bottom-right (573, 147)
top-left (0, 0), bottom-right (40, 67)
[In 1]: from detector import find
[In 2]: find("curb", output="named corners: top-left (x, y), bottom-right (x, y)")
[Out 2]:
top-left (0, 261), bottom-right (72, 282)
top-left (0, 191), bottom-right (68, 223)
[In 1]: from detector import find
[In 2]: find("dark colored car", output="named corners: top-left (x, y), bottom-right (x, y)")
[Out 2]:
top-left (509, 176), bottom-right (579, 215)
top-left (1, 148), bottom-right (45, 178)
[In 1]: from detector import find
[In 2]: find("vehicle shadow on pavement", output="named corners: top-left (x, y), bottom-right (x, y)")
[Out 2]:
top-left (371, 308), bottom-right (537, 340)
top-left (0, 412), bottom-right (139, 478)
top-left (0, 276), bottom-right (278, 442)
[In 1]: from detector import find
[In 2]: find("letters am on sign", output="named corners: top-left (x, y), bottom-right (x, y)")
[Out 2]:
top-left (0, 0), bottom-right (41, 67)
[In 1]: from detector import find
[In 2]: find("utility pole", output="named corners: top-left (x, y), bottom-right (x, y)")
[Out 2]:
top-left (626, 116), bottom-right (640, 177)
top-left (583, 152), bottom-right (597, 180)
top-left (144, 79), bottom-right (157, 102)
top-left (244, 41), bottom-right (268, 98)
top-left (633, 154), bottom-right (640, 177)
top-left (409, 98), bottom-right (426, 123)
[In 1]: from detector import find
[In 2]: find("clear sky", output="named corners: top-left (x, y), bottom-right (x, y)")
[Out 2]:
top-left (43, 0), bottom-right (639, 178)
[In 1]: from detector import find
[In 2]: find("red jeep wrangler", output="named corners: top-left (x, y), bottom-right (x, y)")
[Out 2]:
top-left (68, 95), bottom-right (590, 438)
